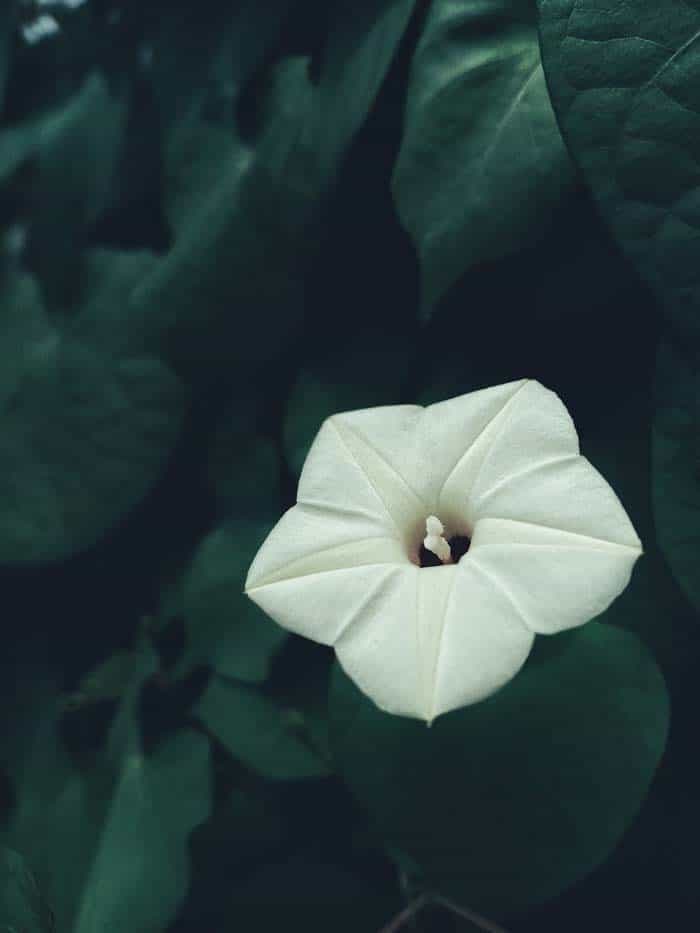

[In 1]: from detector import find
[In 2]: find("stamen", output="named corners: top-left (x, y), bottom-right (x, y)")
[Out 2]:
top-left (423, 515), bottom-right (452, 564)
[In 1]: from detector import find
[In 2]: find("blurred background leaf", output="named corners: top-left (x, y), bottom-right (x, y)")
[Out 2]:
top-left (394, 0), bottom-right (575, 316)
top-left (2, 645), bottom-right (211, 933)
top-left (0, 847), bottom-right (54, 933)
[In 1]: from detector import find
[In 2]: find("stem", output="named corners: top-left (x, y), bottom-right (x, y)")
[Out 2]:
top-left (378, 894), bottom-right (430, 933)
top-left (432, 894), bottom-right (509, 933)
top-left (378, 892), bottom-right (510, 933)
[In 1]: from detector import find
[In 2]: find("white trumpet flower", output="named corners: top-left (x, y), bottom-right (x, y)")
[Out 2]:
top-left (245, 380), bottom-right (642, 722)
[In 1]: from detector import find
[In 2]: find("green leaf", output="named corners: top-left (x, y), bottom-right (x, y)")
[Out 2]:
top-left (0, 848), bottom-right (54, 933)
top-left (330, 622), bottom-right (669, 913)
top-left (394, 0), bottom-right (574, 316)
top-left (0, 270), bottom-right (184, 564)
top-left (25, 74), bottom-right (127, 306)
top-left (150, 0), bottom-right (295, 130)
top-left (538, 0), bottom-right (700, 341)
top-left (171, 521), bottom-right (288, 683)
top-left (6, 649), bottom-right (211, 933)
top-left (311, 0), bottom-right (417, 182)
top-left (67, 652), bottom-right (144, 709)
top-left (196, 675), bottom-right (331, 780)
top-left (75, 249), bottom-right (158, 324)
top-left (0, 89), bottom-right (123, 190)
top-left (652, 340), bottom-right (700, 612)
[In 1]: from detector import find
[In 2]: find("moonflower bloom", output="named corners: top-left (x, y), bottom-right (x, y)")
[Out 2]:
top-left (245, 380), bottom-right (642, 722)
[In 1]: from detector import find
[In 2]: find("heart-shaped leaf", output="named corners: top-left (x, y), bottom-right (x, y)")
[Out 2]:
top-left (330, 622), bottom-right (669, 913)
top-left (538, 0), bottom-right (700, 340)
top-left (0, 269), bottom-right (184, 564)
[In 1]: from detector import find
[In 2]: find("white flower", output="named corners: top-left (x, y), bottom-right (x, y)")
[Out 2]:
top-left (245, 380), bottom-right (642, 722)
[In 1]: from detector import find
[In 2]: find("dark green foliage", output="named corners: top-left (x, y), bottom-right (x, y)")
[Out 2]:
top-left (0, 267), bottom-right (184, 564)
top-left (652, 341), bottom-right (700, 612)
top-left (196, 675), bottom-right (331, 780)
top-left (0, 847), bottom-right (54, 933)
top-left (0, 1), bottom-right (697, 931)
top-left (1, 645), bottom-right (211, 933)
top-left (25, 74), bottom-right (126, 306)
top-left (538, 0), bottom-right (700, 342)
top-left (330, 623), bottom-right (669, 914)
top-left (394, 0), bottom-right (575, 315)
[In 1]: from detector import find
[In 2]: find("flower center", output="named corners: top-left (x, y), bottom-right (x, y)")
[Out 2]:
top-left (419, 515), bottom-right (471, 568)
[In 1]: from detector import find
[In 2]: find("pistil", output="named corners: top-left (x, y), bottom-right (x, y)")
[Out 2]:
top-left (423, 515), bottom-right (452, 564)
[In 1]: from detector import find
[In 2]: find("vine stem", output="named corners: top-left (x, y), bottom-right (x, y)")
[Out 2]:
top-left (378, 892), bottom-right (509, 933)
top-left (432, 894), bottom-right (509, 933)
top-left (378, 894), bottom-right (430, 933)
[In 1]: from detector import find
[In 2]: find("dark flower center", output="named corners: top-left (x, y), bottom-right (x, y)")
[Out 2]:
top-left (419, 534), bottom-right (471, 568)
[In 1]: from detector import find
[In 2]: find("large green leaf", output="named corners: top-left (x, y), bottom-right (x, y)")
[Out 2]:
top-left (652, 340), bottom-right (700, 612)
top-left (0, 848), bottom-right (54, 933)
top-left (5, 649), bottom-right (211, 933)
top-left (393, 0), bottom-right (574, 315)
top-left (538, 0), bottom-right (700, 340)
top-left (330, 622), bottom-right (669, 913)
top-left (0, 269), bottom-right (184, 564)
top-left (196, 675), bottom-right (331, 780)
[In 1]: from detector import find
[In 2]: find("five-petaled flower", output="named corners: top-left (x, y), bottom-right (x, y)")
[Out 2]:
top-left (245, 380), bottom-right (642, 722)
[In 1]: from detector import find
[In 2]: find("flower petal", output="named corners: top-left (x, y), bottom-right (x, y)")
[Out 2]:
top-left (299, 412), bottom-right (426, 540)
top-left (329, 379), bottom-right (527, 519)
top-left (425, 561), bottom-right (535, 720)
top-left (336, 561), bottom-right (534, 721)
top-left (438, 380), bottom-right (573, 523)
top-left (247, 561), bottom-right (406, 647)
top-left (440, 381), bottom-right (641, 548)
top-left (246, 501), bottom-right (397, 583)
top-left (245, 502), bottom-right (406, 644)
top-left (469, 518), bottom-right (641, 634)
